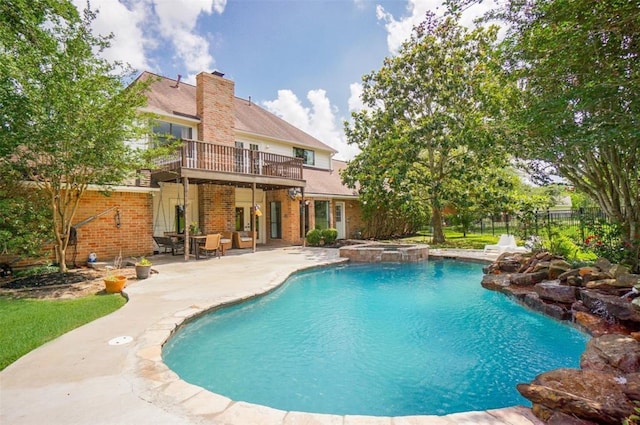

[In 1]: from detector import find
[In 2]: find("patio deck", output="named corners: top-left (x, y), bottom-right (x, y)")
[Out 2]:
top-left (0, 247), bottom-right (541, 425)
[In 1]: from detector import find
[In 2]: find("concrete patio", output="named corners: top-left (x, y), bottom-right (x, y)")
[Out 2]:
top-left (0, 247), bottom-right (542, 425)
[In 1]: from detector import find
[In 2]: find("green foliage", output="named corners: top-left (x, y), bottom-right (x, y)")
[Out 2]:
top-left (306, 229), bottom-right (322, 246)
top-left (342, 12), bottom-right (513, 243)
top-left (0, 294), bottom-right (126, 370)
top-left (0, 177), bottom-right (52, 258)
top-left (0, 2), bottom-right (157, 271)
top-left (14, 264), bottom-right (58, 278)
top-left (136, 257), bottom-right (152, 266)
top-left (623, 403), bottom-right (640, 425)
top-left (496, 0), bottom-right (640, 269)
top-left (581, 215), bottom-right (635, 266)
top-left (321, 228), bottom-right (338, 245)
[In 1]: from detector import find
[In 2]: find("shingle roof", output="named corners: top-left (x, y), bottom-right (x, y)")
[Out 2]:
top-left (304, 160), bottom-right (359, 198)
top-left (137, 71), bottom-right (336, 152)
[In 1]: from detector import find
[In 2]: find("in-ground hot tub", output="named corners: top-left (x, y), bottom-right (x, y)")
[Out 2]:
top-left (339, 243), bottom-right (429, 263)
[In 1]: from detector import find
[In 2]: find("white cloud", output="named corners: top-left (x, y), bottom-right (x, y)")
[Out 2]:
top-left (73, 0), bottom-right (152, 70)
top-left (73, 0), bottom-right (225, 79)
top-left (376, 0), bottom-right (499, 54)
top-left (348, 82), bottom-right (365, 113)
top-left (376, 0), bottom-right (435, 53)
top-left (263, 90), bottom-right (360, 161)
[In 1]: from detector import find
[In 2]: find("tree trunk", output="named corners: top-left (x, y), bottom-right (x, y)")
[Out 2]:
top-left (431, 206), bottom-right (445, 244)
top-left (55, 245), bottom-right (68, 273)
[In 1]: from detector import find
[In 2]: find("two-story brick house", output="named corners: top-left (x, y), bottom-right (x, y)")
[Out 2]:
top-left (62, 70), bottom-right (361, 263)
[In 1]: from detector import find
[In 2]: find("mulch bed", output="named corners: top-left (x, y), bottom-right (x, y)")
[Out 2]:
top-left (0, 267), bottom-right (136, 300)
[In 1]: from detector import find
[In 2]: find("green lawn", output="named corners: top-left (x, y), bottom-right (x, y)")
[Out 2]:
top-left (397, 229), bottom-right (505, 250)
top-left (0, 294), bottom-right (126, 370)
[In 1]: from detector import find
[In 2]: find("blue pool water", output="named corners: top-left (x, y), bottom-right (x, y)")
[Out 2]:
top-left (163, 260), bottom-right (588, 416)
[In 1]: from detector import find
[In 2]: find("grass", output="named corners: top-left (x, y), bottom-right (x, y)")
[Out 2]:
top-left (0, 294), bottom-right (126, 370)
top-left (397, 229), bottom-right (504, 250)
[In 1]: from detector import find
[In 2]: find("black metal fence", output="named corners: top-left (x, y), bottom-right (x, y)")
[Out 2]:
top-left (475, 207), bottom-right (616, 243)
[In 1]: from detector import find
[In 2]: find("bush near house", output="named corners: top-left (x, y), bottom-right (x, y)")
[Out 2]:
top-left (306, 229), bottom-right (322, 246)
top-left (321, 229), bottom-right (338, 245)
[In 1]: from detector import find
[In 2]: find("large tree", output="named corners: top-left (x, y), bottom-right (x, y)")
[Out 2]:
top-left (343, 13), bottom-right (513, 243)
top-left (0, 2), bottom-right (153, 271)
top-left (494, 0), bottom-right (640, 267)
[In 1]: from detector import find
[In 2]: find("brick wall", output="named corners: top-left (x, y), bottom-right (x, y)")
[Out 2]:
top-left (70, 190), bottom-right (154, 264)
top-left (266, 190), bottom-right (303, 245)
top-left (196, 72), bottom-right (235, 146)
top-left (345, 200), bottom-right (364, 239)
top-left (199, 184), bottom-right (235, 233)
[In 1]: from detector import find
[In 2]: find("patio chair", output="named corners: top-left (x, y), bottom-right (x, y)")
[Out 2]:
top-left (153, 235), bottom-right (184, 256)
top-left (484, 234), bottom-right (528, 254)
top-left (200, 233), bottom-right (222, 259)
top-left (233, 231), bottom-right (255, 249)
top-left (220, 231), bottom-right (232, 255)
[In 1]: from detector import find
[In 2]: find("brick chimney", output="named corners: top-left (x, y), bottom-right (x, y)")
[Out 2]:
top-left (196, 71), bottom-right (235, 146)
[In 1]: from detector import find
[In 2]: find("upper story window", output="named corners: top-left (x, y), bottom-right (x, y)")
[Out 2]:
top-left (293, 147), bottom-right (315, 165)
top-left (153, 121), bottom-right (193, 145)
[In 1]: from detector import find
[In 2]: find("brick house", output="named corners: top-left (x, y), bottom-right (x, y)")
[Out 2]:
top-left (63, 70), bottom-right (362, 264)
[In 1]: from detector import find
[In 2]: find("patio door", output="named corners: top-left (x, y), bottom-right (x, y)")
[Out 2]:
top-left (270, 201), bottom-right (282, 239)
top-left (335, 202), bottom-right (345, 239)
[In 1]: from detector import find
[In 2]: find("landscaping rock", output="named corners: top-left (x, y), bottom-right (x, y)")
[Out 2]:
top-left (566, 275), bottom-right (584, 287)
top-left (573, 311), bottom-right (630, 337)
top-left (583, 271), bottom-right (612, 284)
top-left (557, 268), bottom-right (580, 282)
top-left (535, 280), bottom-right (577, 304)
top-left (585, 279), bottom-right (631, 295)
top-left (481, 273), bottom-right (512, 291)
top-left (516, 368), bottom-right (634, 425)
top-left (609, 264), bottom-right (630, 277)
top-left (510, 271), bottom-right (548, 286)
top-left (622, 372), bottom-right (640, 400)
top-left (617, 273), bottom-right (640, 288)
top-left (580, 334), bottom-right (640, 374)
top-left (524, 292), bottom-right (570, 320)
top-left (548, 260), bottom-right (573, 279)
top-left (547, 412), bottom-right (599, 425)
top-left (594, 257), bottom-right (613, 273)
top-left (581, 290), bottom-right (640, 324)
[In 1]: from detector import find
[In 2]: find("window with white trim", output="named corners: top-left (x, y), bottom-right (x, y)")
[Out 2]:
top-left (293, 147), bottom-right (315, 165)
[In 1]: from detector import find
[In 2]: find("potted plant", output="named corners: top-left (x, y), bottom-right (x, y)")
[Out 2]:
top-left (135, 257), bottom-right (152, 280)
top-left (104, 272), bottom-right (127, 293)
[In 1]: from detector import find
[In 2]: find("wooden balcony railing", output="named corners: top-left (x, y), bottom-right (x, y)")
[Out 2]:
top-left (154, 139), bottom-right (304, 181)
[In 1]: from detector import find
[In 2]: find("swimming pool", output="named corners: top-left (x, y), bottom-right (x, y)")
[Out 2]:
top-left (162, 260), bottom-right (588, 416)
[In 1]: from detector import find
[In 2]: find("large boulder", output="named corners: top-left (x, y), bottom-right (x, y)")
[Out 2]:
top-left (623, 372), bottom-right (640, 400)
top-left (524, 292), bottom-right (571, 320)
top-left (594, 257), bottom-right (613, 273)
top-left (617, 273), bottom-right (640, 288)
top-left (581, 290), bottom-right (640, 324)
top-left (517, 368), bottom-right (635, 425)
top-left (573, 311), bottom-right (632, 336)
top-left (535, 280), bottom-right (577, 304)
top-left (481, 273), bottom-right (511, 291)
top-left (580, 334), bottom-right (640, 374)
top-left (510, 271), bottom-right (549, 286)
top-left (548, 259), bottom-right (573, 279)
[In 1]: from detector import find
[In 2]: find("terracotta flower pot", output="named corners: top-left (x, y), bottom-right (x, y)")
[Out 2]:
top-left (104, 275), bottom-right (127, 293)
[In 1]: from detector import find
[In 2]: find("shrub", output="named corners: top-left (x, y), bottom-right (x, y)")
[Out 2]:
top-left (306, 229), bottom-right (322, 246)
top-left (321, 228), bottom-right (338, 244)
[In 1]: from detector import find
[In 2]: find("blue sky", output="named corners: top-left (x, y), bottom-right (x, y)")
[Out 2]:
top-left (75, 0), bottom-right (494, 160)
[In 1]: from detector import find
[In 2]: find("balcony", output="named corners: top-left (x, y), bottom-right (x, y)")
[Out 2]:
top-left (152, 139), bottom-right (305, 188)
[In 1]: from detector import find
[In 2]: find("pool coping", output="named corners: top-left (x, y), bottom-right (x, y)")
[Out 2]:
top-left (0, 247), bottom-right (543, 425)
